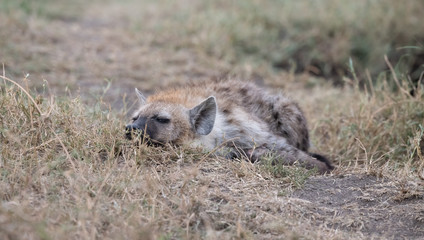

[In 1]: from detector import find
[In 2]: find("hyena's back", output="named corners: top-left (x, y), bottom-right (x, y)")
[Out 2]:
top-left (149, 80), bottom-right (310, 151)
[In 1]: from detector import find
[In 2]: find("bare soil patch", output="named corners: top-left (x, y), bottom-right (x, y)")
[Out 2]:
top-left (292, 174), bottom-right (424, 239)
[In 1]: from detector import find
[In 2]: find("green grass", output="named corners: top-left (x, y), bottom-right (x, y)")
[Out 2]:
top-left (0, 0), bottom-right (84, 20)
top-left (121, 0), bottom-right (424, 83)
top-left (260, 152), bottom-right (317, 189)
top-left (2, 0), bottom-right (423, 88)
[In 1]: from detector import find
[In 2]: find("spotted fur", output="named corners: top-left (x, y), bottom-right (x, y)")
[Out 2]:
top-left (126, 79), bottom-right (333, 173)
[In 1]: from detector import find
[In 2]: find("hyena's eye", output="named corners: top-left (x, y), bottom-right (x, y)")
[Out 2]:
top-left (155, 117), bottom-right (170, 124)
top-left (132, 116), bottom-right (138, 121)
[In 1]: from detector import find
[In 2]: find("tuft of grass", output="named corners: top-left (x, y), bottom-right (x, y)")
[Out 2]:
top-left (308, 59), bottom-right (424, 180)
top-left (260, 152), bottom-right (316, 190)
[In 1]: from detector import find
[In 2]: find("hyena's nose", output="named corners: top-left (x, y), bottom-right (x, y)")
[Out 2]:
top-left (125, 124), bottom-right (141, 140)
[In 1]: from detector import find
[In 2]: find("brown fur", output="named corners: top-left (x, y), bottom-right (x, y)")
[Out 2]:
top-left (127, 79), bottom-right (333, 173)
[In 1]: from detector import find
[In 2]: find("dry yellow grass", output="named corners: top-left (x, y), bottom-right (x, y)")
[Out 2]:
top-left (1, 0), bottom-right (424, 239)
top-left (1, 73), bottom-right (423, 239)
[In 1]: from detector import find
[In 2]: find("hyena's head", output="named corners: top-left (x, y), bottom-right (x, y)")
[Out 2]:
top-left (125, 88), bottom-right (217, 145)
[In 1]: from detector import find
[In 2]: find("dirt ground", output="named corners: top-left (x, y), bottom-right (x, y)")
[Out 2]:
top-left (2, 1), bottom-right (233, 109)
top-left (1, 1), bottom-right (424, 239)
top-left (293, 175), bottom-right (424, 239)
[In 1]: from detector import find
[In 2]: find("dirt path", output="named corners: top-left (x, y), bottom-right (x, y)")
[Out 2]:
top-left (292, 175), bottom-right (424, 239)
top-left (7, 2), bottom-right (230, 109)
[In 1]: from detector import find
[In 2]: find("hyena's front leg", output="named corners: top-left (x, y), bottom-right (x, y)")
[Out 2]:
top-left (247, 145), bottom-right (332, 174)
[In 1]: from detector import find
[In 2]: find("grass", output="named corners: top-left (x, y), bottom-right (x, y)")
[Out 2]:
top-left (0, 0), bottom-right (85, 20)
top-left (311, 71), bottom-right (424, 178)
top-left (1, 58), bottom-right (423, 239)
top-left (1, 0), bottom-right (424, 239)
top-left (120, 0), bottom-right (424, 83)
top-left (260, 152), bottom-right (317, 190)
top-left (5, 0), bottom-right (423, 84)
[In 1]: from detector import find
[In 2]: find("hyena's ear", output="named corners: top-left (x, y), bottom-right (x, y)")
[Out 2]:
top-left (189, 96), bottom-right (217, 135)
top-left (135, 88), bottom-right (146, 105)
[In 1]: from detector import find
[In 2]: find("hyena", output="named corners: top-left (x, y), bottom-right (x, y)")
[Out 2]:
top-left (126, 80), bottom-right (333, 173)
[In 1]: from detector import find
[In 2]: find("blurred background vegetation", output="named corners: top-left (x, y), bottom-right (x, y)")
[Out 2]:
top-left (1, 0), bottom-right (423, 91)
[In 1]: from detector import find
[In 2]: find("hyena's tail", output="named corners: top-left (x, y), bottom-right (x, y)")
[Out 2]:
top-left (309, 153), bottom-right (334, 171)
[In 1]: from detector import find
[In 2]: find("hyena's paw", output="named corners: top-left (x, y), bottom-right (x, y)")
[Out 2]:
top-left (307, 159), bottom-right (332, 174)
top-left (309, 153), bottom-right (334, 171)
top-left (284, 154), bottom-right (332, 174)
top-left (225, 148), bottom-right (265, 162)
top-left (286, 153), bottom-right (332, 174)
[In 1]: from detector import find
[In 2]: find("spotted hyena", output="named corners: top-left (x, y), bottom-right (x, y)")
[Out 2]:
top-left (126, 79), bottom-right (333, 173)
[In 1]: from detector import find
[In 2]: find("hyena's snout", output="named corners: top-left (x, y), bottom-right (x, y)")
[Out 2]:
top-left (125, 117), bottom-right (159, 145)
top-left (125, 124), bottom-right (161, 146)
top-left (125, 124), bottom-right (143, 140)
top-left (125, 123), bottom-right (153, 143)
top-left (125, 116), bottom-right (149, 140)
